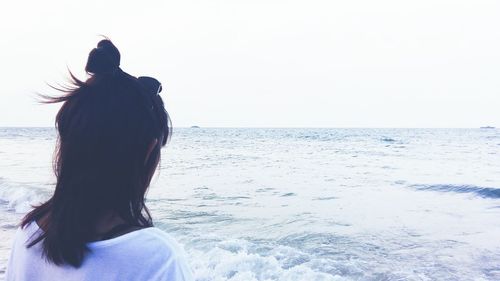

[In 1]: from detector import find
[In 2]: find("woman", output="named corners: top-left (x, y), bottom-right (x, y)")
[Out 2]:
top-left (6, 39), bottom-right (193, 281)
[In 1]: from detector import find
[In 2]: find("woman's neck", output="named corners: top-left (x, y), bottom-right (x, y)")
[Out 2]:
top-left (36, 211), bottom-right (139, 241)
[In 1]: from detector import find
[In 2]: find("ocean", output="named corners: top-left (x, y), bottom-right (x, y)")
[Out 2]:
top-left (0, 127), bottom-right (499, 280)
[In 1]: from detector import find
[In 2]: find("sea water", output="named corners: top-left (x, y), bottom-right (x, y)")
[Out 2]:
top-left (0, 128), bottom-right (499, 280)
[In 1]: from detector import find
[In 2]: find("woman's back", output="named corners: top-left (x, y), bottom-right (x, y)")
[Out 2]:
top-left (7, 222), bottom-right (192, 281)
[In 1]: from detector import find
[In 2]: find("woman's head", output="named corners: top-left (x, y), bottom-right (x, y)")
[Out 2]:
top-left (22, 39), bottom-right (171, 267)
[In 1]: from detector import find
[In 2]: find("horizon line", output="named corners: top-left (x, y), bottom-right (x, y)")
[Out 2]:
top-left (0, 126), bottom-right (496, 129)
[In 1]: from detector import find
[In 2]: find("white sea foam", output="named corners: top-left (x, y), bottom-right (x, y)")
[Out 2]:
top-left (188, 239), bottom-right (346, 281)
top-left (0, 178), bottom-right (49, 213)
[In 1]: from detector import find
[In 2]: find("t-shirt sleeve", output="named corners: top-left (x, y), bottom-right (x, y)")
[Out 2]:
top-left (5, 227), bottom-right (22, 281)
top-left (146, 229), bottom-right (194, 281)
top-left (158, 253), bottom-right (194, 281)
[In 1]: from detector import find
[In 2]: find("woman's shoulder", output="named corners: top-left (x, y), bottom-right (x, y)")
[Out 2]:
top-left (106, 227), bottom-right (193, 280)
top-left (24, 221), bottom-right (185, 261)
top-left (90, 227), bottom-right (183, 255)
top-left (135, 227), bottom-right (185, 255)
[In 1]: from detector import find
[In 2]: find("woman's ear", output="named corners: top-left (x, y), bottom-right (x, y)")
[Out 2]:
top-left (144, 138), bottom-right (158, 165)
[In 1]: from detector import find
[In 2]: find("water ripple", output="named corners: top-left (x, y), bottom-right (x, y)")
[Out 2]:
top-left (411, 184), bottom-right (500, 199)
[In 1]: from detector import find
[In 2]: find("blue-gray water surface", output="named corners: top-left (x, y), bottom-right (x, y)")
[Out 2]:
top-left (0, 128), bottom-right (499, 280)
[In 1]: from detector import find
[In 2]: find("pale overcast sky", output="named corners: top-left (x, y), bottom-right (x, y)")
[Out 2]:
top-left (0, 0), bottom-right (499, 127)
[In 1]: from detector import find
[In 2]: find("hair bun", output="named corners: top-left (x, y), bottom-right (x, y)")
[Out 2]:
top-left (85, 39), bottom-right (121, 75)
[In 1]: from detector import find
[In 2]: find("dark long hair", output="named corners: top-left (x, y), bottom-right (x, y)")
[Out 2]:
top-left (21, 39), bottom-right (171, 267)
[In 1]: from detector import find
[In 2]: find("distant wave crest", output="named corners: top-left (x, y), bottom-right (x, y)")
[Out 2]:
top-left (411, 184), bottom-right (500, 199)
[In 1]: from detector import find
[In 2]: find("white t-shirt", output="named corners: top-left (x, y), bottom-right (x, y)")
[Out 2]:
top-left (6, 222), bottom-right (193, 281)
